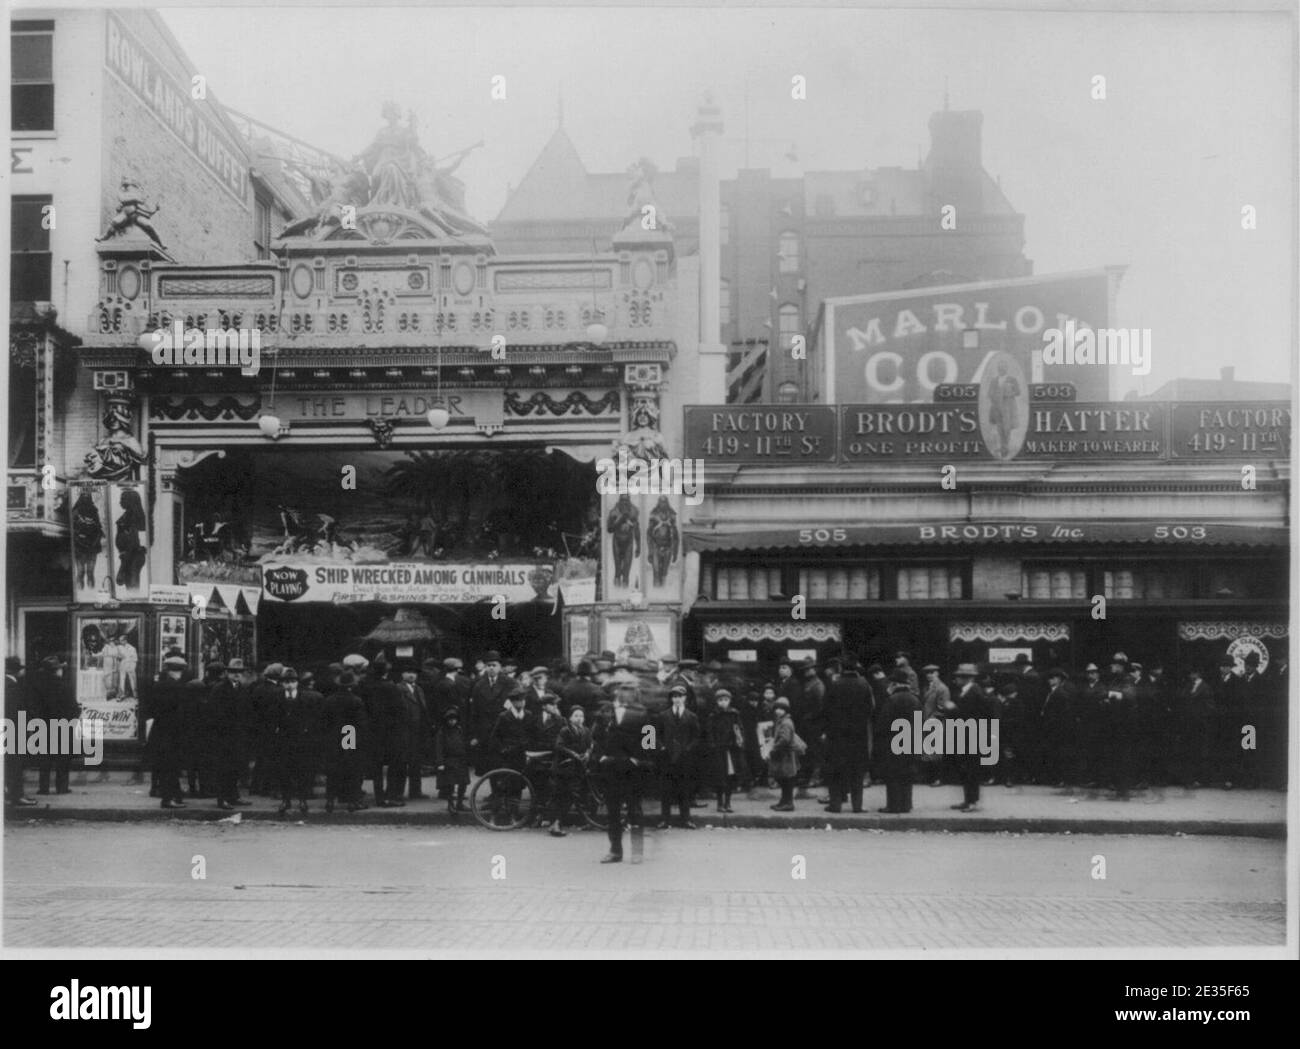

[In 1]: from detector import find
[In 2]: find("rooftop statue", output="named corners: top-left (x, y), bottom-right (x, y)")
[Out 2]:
top-left (285, 103), bottom-right (487, 240)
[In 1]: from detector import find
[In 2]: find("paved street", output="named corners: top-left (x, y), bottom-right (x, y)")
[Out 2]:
top-left (4, 823), bottom-right (1285, 952)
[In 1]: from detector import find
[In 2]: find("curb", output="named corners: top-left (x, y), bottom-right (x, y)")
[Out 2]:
top-left (5, 806), bottom-right (1286, 838)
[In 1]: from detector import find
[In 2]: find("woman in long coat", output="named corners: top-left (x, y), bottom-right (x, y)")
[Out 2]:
top-left (767, 698), bottom-right (800, 811)
top-left (705, 690), bottom-right (748, 812)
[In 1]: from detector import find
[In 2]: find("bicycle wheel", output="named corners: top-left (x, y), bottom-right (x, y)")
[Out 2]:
top-left (575, 773), bottom-right (608, 831)
top-left (469, 768), bottom-right (536, 830)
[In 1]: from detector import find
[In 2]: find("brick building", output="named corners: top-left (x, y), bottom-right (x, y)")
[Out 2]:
top-left (492, 105), bottom-right (1030, 403)
top-left (7, 8), bottom-right (305, 707)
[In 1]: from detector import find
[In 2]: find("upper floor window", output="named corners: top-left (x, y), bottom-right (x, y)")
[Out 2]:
top-left (778, 230), bottom-right (800, 272)
top-left (254, 192), bottom-right (273, 260)
top-left (719, 278), bottom-right (731, 325)
top-left (11, 22), bottom-right (54, 133)
top-left (778, 304), bottom-right (800, 349)
top-left (11, 195), bottom-right (52, 302)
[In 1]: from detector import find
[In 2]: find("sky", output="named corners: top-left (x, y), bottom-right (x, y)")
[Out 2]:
top-left (160, 4), bottom-right (1296, 394)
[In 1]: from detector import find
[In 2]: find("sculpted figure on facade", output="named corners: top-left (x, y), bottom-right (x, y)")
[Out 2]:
top-left (621, 157), bottom-right (673, 234)
top-left (84, 396), bottom-right (148, 481)
top-left (361, 101), bottom-right (424, 210)
top-left (613, 395), bottom-right (668, 462)
top-left (96, 178), bottom-right (167, 250)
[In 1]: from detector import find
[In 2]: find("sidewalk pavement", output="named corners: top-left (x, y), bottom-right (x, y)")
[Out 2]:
top-left (5, 771), bottom-right (1286, 837)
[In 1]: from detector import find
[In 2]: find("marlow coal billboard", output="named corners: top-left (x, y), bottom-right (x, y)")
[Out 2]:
top-left (822, 270), bottom-right (1117, 404)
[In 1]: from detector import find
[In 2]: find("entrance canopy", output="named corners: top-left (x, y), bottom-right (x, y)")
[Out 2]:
top-left (683, 519), bottom-right (1289, 554)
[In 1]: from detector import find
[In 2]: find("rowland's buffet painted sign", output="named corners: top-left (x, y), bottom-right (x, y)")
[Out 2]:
top-left (260, 561), bottom-right (554, 604)
top-left (104, 14), bottom-right (250, 203)
top-left (823, 271), bottom-right (1114, 404)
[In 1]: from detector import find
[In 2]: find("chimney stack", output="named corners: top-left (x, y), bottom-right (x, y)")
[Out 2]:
top-left (925, 109), bottom-right (984, 217)
top-left (691, 93), bottom-right (727, 400)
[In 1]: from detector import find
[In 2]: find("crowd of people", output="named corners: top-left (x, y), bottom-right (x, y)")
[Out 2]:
top-left (4, 647), bottom-right (1288, 836)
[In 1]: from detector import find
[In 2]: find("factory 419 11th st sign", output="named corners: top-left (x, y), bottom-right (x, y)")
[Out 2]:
top-left (685, 399), bottom-right (1291, 464)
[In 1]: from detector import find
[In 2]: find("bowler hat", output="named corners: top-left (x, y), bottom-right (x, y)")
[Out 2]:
top-left (336, 671), bottom-right (358, 688)
top-left (482, 650), bottom-right (502, 663)
top-left (281, 667), bottom-right (299, 682)
top-left (953, 663), bottom-right (979, 677)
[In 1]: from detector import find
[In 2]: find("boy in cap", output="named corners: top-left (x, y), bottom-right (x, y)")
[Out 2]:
top-left (434, 706), bottom-right (470, 814)
top-left (767, 697), bottom-right (799, 810)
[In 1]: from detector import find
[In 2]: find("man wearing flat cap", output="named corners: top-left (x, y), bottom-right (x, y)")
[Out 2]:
top-left (524, 666), bottom-right (559, 717)
top-left (948, 663), bottom-right (991, 811)
top-left (877, 667), bottom-right (922, 813)
top-left (248, 663), bottom-right (284, 797)
top-left (149, 655), bottom-right (190, 809)
top-left (322, 669), bottom-right (369, 812)
top-left (656, 684), bottom-right (701, 829)
top-left (1078, 662), bottom-right (1107, 789)
top-left (592, 684), bottom-right (650, 862)
top-left (431, 657), bottom-right (470, 723)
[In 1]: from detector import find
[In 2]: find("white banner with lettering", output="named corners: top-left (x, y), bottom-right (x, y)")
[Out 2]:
top-left (260, 561), bottom-right (553, 605)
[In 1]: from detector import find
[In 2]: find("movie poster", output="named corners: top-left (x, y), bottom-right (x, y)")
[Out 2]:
top-left (107, 480), bottom-right (150, 601)
top-left (68, 481), bottom-right (111, 603)
top-left (74, 613), bottom-right (142, 741)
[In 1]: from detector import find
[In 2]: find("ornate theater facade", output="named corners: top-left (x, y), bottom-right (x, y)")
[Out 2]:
top-left (66, 104), bottom-right (711, 750)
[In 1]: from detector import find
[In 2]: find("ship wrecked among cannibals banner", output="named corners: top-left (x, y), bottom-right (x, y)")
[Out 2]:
top-left (260, 561), bottom-right (561, 605)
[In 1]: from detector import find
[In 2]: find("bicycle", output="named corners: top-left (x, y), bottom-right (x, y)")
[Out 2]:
top-left (470, 750), bottom-right (607, 831)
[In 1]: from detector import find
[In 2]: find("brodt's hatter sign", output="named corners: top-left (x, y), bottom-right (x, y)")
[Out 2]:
top-left (261, 561), bottom-right (548, 604)
top-left (823, 270), bottom-right (1115, 404)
